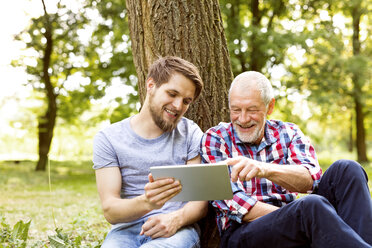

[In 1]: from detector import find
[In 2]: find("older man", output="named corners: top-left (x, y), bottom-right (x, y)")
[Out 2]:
top-left (201, 71), bottom-right (372, 248)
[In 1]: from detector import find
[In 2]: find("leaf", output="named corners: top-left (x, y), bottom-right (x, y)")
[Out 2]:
top-left (11, 220), bottom-right (31, 242)
top-left (48, 235), bottom-right (66, 248)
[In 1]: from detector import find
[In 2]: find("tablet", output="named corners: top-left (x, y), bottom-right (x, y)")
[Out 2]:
top-left (150, 163), bottom-right (233, 201)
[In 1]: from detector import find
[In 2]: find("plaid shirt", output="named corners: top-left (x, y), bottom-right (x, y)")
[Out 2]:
top-left (200, 120), bottom-right (322, 232)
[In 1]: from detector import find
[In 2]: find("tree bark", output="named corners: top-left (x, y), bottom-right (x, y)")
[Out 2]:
top-left (126, 0), bottom-right (233, 131)
top-left (126, 1), bottom-right (234, 247)
top-left (36, 0), bottom-right (57, 171)
top-left (250, 0), bottom-right (261, 72)
top-left (351, 4), bottom-right (368, 163)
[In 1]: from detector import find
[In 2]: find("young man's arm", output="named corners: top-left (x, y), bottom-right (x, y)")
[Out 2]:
top-left (140, 155), bottom-right (208, 239)
top-left (95, 167), bottom-right (182, 224)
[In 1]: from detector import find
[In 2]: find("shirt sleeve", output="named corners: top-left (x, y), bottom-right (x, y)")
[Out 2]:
top-left (200, 128), bottom-right (257, 224)
top-left (92, 131), bottom-right (119, 169)
top-left (187, 121), bottom-right (204, 161)
top-left (287, 125), bottom-right (322, 192)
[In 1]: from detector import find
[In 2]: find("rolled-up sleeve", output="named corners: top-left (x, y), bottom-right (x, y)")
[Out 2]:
top-left (287, 126), bottom-right (322, 192)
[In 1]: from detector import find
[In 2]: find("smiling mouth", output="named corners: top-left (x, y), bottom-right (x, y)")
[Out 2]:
top-left (165, 108), bottom-right (179, 118)
top-left (239, 123), bottom-right (255, 129)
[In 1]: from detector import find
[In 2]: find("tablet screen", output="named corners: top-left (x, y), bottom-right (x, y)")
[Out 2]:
top-left (150, 163), bottom-right (233, 201)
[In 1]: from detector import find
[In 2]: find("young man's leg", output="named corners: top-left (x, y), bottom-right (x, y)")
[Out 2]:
top-left (316, 159), bottom-right (372, 245)
top-left (140, 224), bottom-right (200, 248)
top-left (221, 195), bottom-right (371, 248)
top-left (101, 221), bottom-right (142, 248)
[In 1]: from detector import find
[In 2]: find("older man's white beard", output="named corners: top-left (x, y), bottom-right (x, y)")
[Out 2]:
top-left (234, 119), bottom-right (266, 144)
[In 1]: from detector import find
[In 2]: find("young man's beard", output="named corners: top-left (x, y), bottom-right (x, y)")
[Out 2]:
top-left (149, 96), bottom-right (180, 133)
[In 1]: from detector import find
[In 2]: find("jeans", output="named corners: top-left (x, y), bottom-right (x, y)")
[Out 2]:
top-left (101, 219), bottom-right (200, 248)
top-left (221, 159), bottom-right (372, 248)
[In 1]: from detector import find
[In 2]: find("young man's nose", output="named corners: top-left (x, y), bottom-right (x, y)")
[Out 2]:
top-left (172, 97), bottom-right (183, 111)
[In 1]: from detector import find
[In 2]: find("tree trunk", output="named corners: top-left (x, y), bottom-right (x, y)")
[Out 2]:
top-left (126, 0), bottom-right (233, 132)
top-left (36, 0), bottom-right (57, 171)
top-left (126, 1), bottom-right (234, 247)
top-left (348, 114), bottom-right (353, 152)
top-left (351, 5), bottom-right (368, 163)
top-left (250, 0), bottom-right (262, 72)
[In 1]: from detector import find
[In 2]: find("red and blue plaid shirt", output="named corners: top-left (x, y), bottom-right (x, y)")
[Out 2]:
top-left (200, 120), bottom-right (322, 232)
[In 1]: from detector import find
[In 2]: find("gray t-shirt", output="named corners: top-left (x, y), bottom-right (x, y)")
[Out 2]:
top-left (93, 116), bottom-right (203, 227)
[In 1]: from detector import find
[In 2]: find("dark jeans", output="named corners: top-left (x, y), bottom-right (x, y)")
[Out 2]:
top-left (221, 159), bottom-right (372, 248)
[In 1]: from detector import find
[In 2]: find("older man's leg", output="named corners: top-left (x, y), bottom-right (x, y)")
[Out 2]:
top-left (317, 159), bottom-right (372, 245)
top-left (221, 195), bottom-right (371, 248)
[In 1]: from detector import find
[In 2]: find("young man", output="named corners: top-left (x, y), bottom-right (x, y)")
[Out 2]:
top-left (93, 56), bottom-right (208, 247)
top-left (201, 71), bottom-right (372, 247)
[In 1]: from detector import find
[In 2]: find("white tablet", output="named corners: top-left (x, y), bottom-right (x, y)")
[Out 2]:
top-left (150, 162), bottom-right (233, 202)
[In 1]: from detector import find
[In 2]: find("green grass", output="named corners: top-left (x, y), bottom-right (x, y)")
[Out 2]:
top-left (0, 160), bottom-right (109, 247)
top-left (0, 156), bottom-right (371, 247)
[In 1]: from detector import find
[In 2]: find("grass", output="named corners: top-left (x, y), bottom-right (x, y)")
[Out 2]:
top-left (0, 155), bottom-right (371, 247)
top-left (0, 160), bottom-right (109, 247)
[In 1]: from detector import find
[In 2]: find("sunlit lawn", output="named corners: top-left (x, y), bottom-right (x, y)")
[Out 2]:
top-left (0, 160), bottom-right (109, 246)
top-left (0, 154), bottom-right (371, 246)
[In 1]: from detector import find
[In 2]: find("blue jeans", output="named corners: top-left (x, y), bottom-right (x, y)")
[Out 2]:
top-left (221, 159), bottom-right (372, 248)
top-left (101, 219), bottom-right (200, 248)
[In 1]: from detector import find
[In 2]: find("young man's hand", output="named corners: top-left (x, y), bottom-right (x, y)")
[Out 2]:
top-left (143, 174), bottom-right (182, 210)
top-left (140, 212), bottom-right (181, 238)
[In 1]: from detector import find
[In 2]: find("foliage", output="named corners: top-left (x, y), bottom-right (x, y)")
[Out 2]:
top-left (0, 215), bottom-right (104, 248)
top-left (284, 0), bottom-right (372, 160)
top-left (220, 0), bottom-right (303, 75)
top-left (11, 0), bottom-right (138, 124)
top-left (0, 217), bottom-right (30, 248)
top-left (47, 227), bottom-right (101, 248)
top-left (10, 0), bottom-right (140, 169)
top-left (84, 0), bottom-right (139, 122)
top-left (219, 0), bottom-right (371, 160)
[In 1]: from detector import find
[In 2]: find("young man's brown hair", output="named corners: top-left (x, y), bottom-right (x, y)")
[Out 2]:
top-left (147, 56), bottom-right (204, 100)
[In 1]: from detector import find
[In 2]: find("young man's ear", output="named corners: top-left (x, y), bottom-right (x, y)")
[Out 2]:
top-left (146, 78), bottom-right (156, 92)
top-left (267, 98), bottom-right (275, 115)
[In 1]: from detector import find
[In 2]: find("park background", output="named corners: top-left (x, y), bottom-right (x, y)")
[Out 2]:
top-left (0, 0), bottom-right (371, 247)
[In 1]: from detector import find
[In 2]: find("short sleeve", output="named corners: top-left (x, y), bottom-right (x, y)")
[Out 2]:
top-left (92, 131), bottom-right (119, 169)
top-left (186, 121), bottom-right (203, 161)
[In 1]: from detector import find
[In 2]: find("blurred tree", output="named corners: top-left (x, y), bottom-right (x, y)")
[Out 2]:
top-left (125, 1), bottom-right (233, 246)
top-left (12, 0), bottom-right (138, 170)
top-left (12, 0), bottom-right (93, 170)
top-left (220, 0), bottom-right (301, 75)
top-left (219, 0), bottom-right (313, 130)
top-left (285, 0), bottom-right (371, 162)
